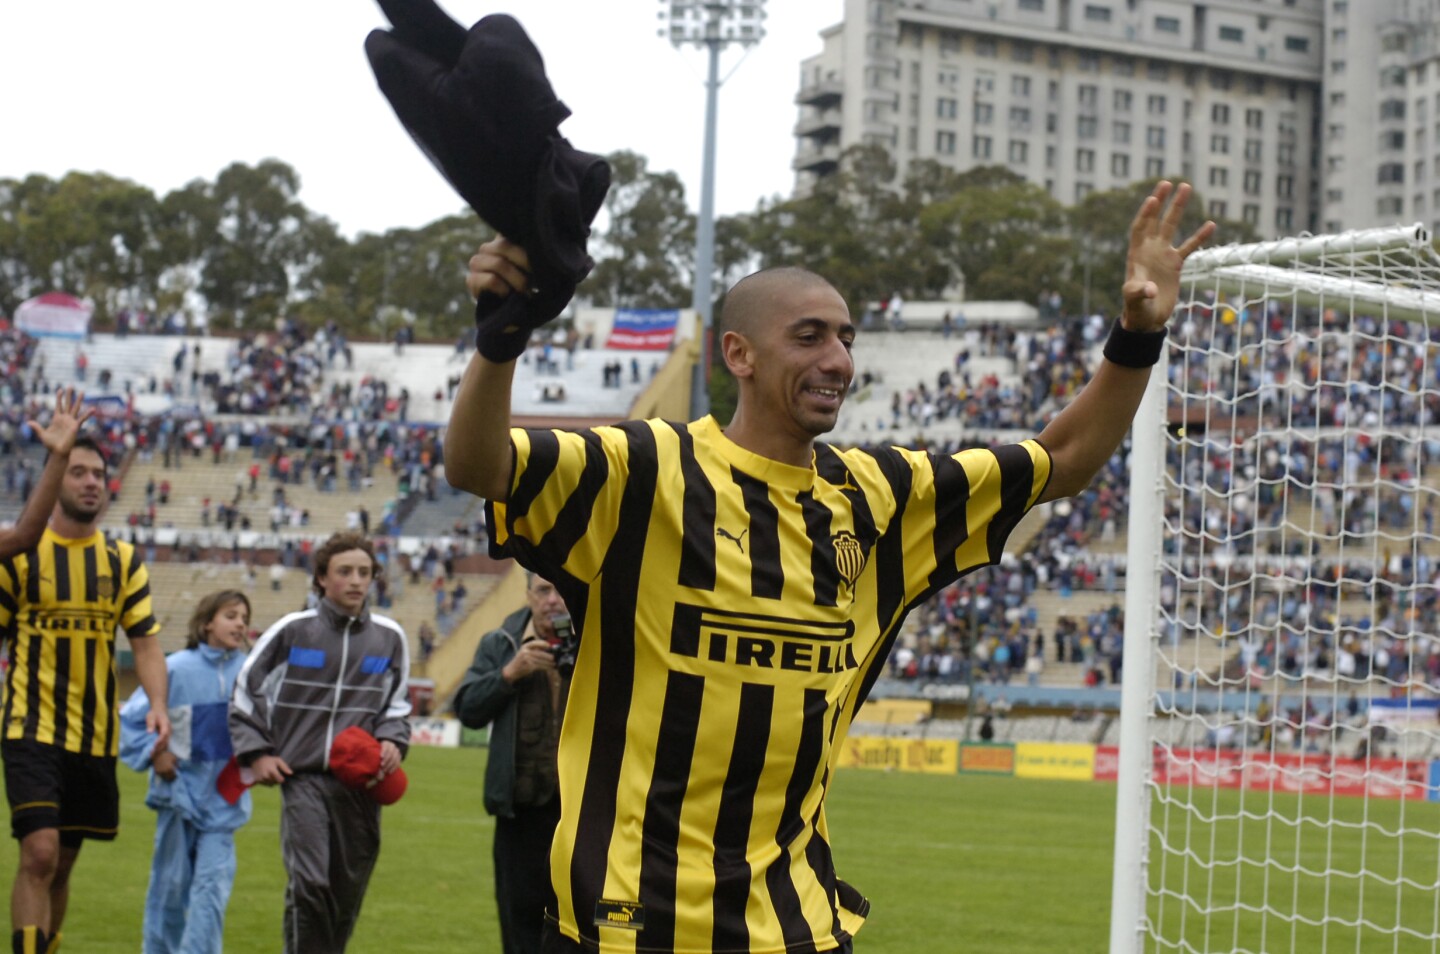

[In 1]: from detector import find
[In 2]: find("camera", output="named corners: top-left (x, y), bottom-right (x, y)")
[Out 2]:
top-left (549, 614), bottom-right (579, 677)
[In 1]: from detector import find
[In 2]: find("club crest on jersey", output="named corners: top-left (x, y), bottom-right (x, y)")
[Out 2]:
top-left (832, 530), bottom-right (865, 586)
top-left (95, 577), bottom-right (117, 599)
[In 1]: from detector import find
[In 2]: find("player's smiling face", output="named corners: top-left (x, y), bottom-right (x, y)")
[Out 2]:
top-left (751, 284), bottom-right (855, 441)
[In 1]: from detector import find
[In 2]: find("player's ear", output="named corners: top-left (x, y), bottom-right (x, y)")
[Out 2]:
top-left (720, 330), bottom-right (757, 380)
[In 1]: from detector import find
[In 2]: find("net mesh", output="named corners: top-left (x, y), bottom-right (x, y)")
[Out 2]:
top-left (1144, 225), bottom-right (1440, 953)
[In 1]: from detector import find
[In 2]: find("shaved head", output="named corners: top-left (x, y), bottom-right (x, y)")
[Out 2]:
top-left (720, 267), bottom-right (841, 339)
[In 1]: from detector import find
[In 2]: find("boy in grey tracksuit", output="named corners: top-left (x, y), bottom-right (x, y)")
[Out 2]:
top-left (229, 533), bottom-right (411, 954)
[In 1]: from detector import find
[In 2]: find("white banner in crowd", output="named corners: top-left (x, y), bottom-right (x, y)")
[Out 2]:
top-left (410, 717), bottom-right (462, 748)
top-left (15, 292), bottom-right (92, 339)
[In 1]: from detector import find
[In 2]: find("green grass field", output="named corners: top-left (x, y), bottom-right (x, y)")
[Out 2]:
top-left (5, 746), bottom-right (1439, 952)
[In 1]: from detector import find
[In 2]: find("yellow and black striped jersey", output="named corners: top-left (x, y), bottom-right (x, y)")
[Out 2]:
top-left (0, 528), bottom-right (160, 756)
top-left (488, 415), bottom-right (1051, 954)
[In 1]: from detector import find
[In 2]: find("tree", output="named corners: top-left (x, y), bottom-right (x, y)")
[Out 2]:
top-left (586, 151), bottom-right (694, 309)
top-left (1069, 178), bottom-right (1257, 318)
top-left (199, 159), bottom-right (313, 329)
top-left (921, 166), bottom-right (1072, 304)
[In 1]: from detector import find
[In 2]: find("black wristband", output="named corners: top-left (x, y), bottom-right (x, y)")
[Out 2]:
top-left (1103, 318), bottom-right (1167, 368)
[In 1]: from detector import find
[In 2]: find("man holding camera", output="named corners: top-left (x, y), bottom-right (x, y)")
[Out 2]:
top-left (453, 571), bottom-right (573, 954)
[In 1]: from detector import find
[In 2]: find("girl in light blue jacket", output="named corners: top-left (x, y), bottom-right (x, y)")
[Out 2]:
top-left (121, 590), bottom-right (253, 954)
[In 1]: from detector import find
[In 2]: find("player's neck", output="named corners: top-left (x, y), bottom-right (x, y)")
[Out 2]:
top-left (48, 511), bottom-right (98, 540)
top-left (722, 410), bottom-right (815, 469)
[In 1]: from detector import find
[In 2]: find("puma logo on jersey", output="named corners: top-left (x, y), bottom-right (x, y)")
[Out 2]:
top-left (835, 470), bottom-right (859, 492)
top-left (594, 899), bottom-right (645, 930)
top-left (715, 527), bottom-right (747, 553)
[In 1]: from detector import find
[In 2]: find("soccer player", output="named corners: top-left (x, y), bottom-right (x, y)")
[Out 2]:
top-left (0, 436), bottom-right (172, 954)
top-left (0, 389), bottom-right (92, 563)
top-left (228, 531), bottom-right (411, 954)
top-left (447, 182), bottom-right (1214, 952)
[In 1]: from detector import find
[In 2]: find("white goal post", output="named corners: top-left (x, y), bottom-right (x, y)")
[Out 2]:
top-left (1110, 223), bottom-right (1440, 953)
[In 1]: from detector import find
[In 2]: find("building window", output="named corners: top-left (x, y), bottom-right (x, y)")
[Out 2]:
top-left (1076, 182), bottom-right (1093, 202)
top-left (907, 126), bottom-right (918, 151)
top-left (939, 31), bottom-right (961, 55)
top-left (1148, 62), bottom-right (1169, 82)
top-left (1010, 107), bottom-right (1032, 129)
top-left (938, 69), bottom-right (958, 86)
top-left (1277, 143), bottom-right (1295, 165)
top-left (1245, 109), bottom-right (1263, 130)
top-left (1210, 71), bottom-right (1233, 91)
top-left (976, 72), bottom-right (996, 93)
top-left (1085, 5), bottom-right (1112, 21)
top-left (1212, 104), bottom-right (1231, 124)
top-left (1147, 126), bottom-right (1167, 148)
top-left (1382, 130), bottom-right (1405, 150)
top-left (1219, 26), bottom-right (1244, 43)
top-left (1208, 200), bottom-right (1227, 218)
top-left (1148, 95), bottom-right (1167, 115)
top-left (1078, 85), bottom-right (1099, 107)
top-left (938, 98), bottom-right (959, 119)
top-left (1045, 145), bottom-right (1057, 169)
top-left (908, 95), bottom-right (919, 118)
top-left (1146, 157), bottom-right (1165, 177)
top-left (976, 37), bottom-right (997, 57)
top-left (1277, 207), bottom-right (1293, 231)
top-left (1378, 163), bottom-right (1405, 184)
top-left (973, 135), bottom-right (993, 159)
top-left (1012, 42), bottom-right (1035, 63)
top-left (1112, 153), bottom-right (1130, 177)
top-left (1244, 139), bottom-right (1262, 162)
top-left (973, 102), bottom-right (994, 124)
top-left (1114, 89), bottom-right (1132, 111)
top-left (1009, 140), bottom-right (1029, 163)
top-left (1380, 99), bottom-right (1406, 120)
top-left (1285, 35), bottom-right (1309, 52)
top-left (1243, 204), bottom-right (1260, 225)
top-left (1113, 57), bottom-right (1135, 77)
top-left (1078, 116), bottom-right (1098, 138)
top-left (1210, 134), bottom-right (1230, 154)
top-left (1012, 75), bottom-right (1032, 96)
top-left (1113, 121), bottom-right (1131, 144)
top-left (1155, 16), bottom-right (1180, 33)
top-left (1378, 196), bottom-right (1404, 216)
top-left (1277, 175), bottom-right (1294, 198)
top-left (1209, 167), bottom-right (1229, 187)
top-left (1046, 113), bottom-right (1058, 133)
top-left (1244, 170), bottom-right (1262, 194)
top-left (936, 131), bottom-right (957, 154)
top-left (1078, 50), bottom-right (1101, 72)
top-left (1019, 0), bottom-right (1044, 9)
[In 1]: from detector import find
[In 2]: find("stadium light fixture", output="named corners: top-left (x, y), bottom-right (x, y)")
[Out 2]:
top-left (657, 0), bottom-right (767, 419)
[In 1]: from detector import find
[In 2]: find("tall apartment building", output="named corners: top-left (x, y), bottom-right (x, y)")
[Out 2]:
top-left (792, 0), bottom-right (1440, 237)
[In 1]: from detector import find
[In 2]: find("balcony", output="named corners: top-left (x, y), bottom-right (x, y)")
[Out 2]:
top-left (794, 108), bottom-right (843, 138)
top-left (793, 142), bottom-right (842, 173)
top-left (796, 78), bottom-right (844, 107)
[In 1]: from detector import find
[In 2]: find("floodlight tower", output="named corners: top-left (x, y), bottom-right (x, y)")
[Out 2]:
top-left (659, 0), bottom-right (767, 419)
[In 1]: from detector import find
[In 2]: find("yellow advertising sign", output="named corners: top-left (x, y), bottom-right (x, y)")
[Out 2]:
top-left (838, 736), bottom-right (959, 774)
top-left (1014, 742), bottom-right (1096, 781)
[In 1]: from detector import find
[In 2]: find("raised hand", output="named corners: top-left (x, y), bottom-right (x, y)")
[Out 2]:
top-left (29, 388), bottom-right (92, 457)
top-left (1122, 182), bottom-right (1216, 333)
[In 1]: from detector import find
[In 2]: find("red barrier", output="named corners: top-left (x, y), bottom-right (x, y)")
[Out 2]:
top-left (1093, 745), bottom-right (1431, 800)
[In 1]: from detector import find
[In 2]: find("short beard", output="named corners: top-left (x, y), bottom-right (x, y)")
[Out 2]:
top-left (59, 497), bottom-right (101, 524)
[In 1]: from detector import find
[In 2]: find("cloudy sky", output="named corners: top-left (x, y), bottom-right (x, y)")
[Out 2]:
top-left (2, 1), bottom-right (844, 238)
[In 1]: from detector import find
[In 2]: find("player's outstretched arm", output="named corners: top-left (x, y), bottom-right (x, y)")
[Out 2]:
top-left (446, 237), bottom-right (535, 503)
top-left (0, 388), bottom-right (92, 561)
top-left (1035, 182), bottom-right (1215, 503)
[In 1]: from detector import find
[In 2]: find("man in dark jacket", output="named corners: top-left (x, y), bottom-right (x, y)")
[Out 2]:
top-left (453, 571), bottom-right (571, 954)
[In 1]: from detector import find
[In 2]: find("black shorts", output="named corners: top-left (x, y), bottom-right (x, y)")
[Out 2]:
top-left (2, 739), bottom-right (119, 846)
top-left (540, 921), bottom-right (854, 953)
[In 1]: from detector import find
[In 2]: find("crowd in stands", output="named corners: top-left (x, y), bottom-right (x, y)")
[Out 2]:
top-left (8, 298), bottom-right (1440, 720)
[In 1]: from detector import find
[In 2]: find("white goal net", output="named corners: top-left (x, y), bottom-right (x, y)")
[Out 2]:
top-left (1111, 224), bottom-right (1440, 954)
